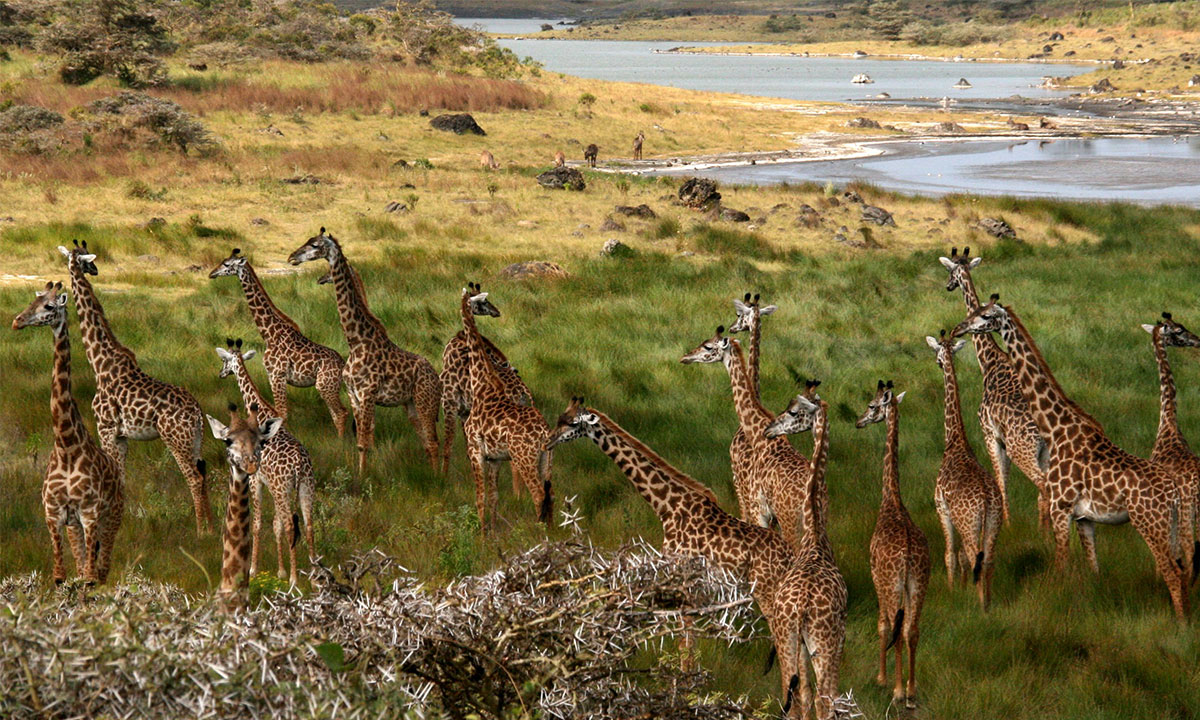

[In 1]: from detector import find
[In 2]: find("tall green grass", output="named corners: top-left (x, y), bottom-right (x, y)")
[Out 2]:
top-left (1, 201), bottom-right (1199, 717)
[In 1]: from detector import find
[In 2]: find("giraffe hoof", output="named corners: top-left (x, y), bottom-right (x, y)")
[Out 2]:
top-left (905, 697), bottom-right (918, 710)
top-left (54, 578), bottom-right (64, 586)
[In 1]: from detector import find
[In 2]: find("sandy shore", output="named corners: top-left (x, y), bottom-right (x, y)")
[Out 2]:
top-left (655, 46), bottom-right (1119, 66)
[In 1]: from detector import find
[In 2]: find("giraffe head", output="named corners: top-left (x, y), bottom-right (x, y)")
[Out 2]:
top-left (952, 293), bottom-right (1007, 338)
top-left (462, 281), bottom-right (501, 317)
top-left (728, 292), bottom-right (777, 334)
top-left (208, 247), bottom-right (248, 279)
top-left (214, 338), bottom-right (256, 378)
top-left (938, 246), bottom-right (982, 293)
top-left (546, 396), bottom-right (600, 449)
top-left (855, 380), bottom-right (905, 428)
top-left (925, 329), bottom-right (967, 369)
top-left (57, 239), bottom-right (98, 275)
top-left (206, 403), bottom-right (281, 477)
top-left (1143, 311), bottom-right (1200, 348)
top-left (12, 281), bottom-right (68, 331)
top-left (765, 379), bottom-right (822, 438)
top-left (288, 227), bottom-right (339, 266)
top-left (680, 325), bottom-right (731, 364)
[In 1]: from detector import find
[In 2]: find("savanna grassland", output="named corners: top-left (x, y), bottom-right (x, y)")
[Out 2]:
top-left (2, 4), bottom-right (1200, 718)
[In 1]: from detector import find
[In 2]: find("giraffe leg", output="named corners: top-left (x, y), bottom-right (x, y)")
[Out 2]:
top-left (162, 419), bottom-right (212, 535)
top-left (1075, 518), bottom-right (1099, 574)
top-left (249, 474), bottom-right (264, 577)
top-left (936, 496), bottom-right (958, 588)
top-left (79, 508), bottom-right (100, 584)
top-left (268, 368), bottom-right (291, 424)
top-left (299, 476), bottom-right (316, 564)
top-left (47, 513), bottom-right (67, 584)
top-left (273, 483), bottom-right (297, 584)
top-left (981, 503), bottom-right (1001, 611)
top-left (467, 438), bottom-right (492, 534)
top-left (96, 491), bottom-right (123, 584)
top-left (354, 397), bottom-right (376, 478)
top-left (440, 392), bottom-right (458, 476)
top-left (876, 611), bottom-right (890, 686)
top-left (408, 371), bottom-right (442, 471)
top-left (315, 360), bottom-right (348, 438)
top-left (984, 432), bottom-right (1012, 525)
top-left (1130, 503), bottom-right (1190, 621)
top-left (65, 522), bottom-right (85, 579)
top-left (892, 633), bottom-right (905, 704)
top-left (98, 421), bottom-right (128, 477)
top-left (904, 622), bottom-right (920, 709)
top-left (795, 638), bottom-right (811, 720)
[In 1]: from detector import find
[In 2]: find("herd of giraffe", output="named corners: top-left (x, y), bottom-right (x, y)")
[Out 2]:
top-left (10, 230), bottom-right (1200, 717)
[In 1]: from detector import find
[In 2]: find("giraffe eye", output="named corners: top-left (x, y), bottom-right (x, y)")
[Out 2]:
top-left (224, 439), bottom-right (232, 447)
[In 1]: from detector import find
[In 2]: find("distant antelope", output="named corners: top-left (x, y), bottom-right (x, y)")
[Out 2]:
top-left (480, 150), bottom-right (500, 170)
top-left (1006, 117), bottom-right (1030, 131)
top-left (554, 150), bottom-right (565, 167)
top-left (584, 143), bottom-right (598, 168)
top-left (1039, 117), bottom-right (1056, 129)
top-left (632, 131), bottom-right (644, 160)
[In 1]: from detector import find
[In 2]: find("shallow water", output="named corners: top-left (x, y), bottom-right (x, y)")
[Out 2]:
top-left (664, 136), bottom-right (1200, 206)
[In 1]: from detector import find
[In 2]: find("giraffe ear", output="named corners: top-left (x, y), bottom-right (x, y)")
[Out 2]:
top-left (58, 246), bottom-right (70, 257)
top-left (938, 256), bottom-right (954, 270)
top-left (733, 298), bottom-right (749, 313)
top-left (242, 349), bottom-right (257, 362)
top-left (968, 257), bottom-right (982, 270)
top-left (925, 335), bottom-right (940, 351)
top-left (79, 254), bottom-right (96, 262)
top-left (215, 347), bottom-right (233, 360)
top-left (759, 304), bottom-right (777, 316)
top-left (951, 339), bottom-right (967, 354)
top-left (1141, 324), bottom-right (1157, 334)
top-left (583, 413), bottom-right (599, 425)
top-left (206, 414), bottom-right (230, 440)
top-left (258, 417), bottom-right (283, 442)
top-left (55, 292), bottom-right (69, 307)
top-left (894, 391), bottom-right (907, 405)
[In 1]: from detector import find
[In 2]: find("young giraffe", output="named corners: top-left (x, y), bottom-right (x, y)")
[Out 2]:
top-left (682, 326), bottom-right (812, 548)
top-left (546, 397), bottom-right (844, 719)
top-left (926, 331), bottom-right (1002, 609)
top-left (940, 247), bottom-right (1048, 525)
top-left (1142, 312), bottom-right (1199, 583)
top-left (288, 228), bottom-right (442, 475)
top-left (439, 292), bottom-right (532, 475)
top-left (60, 241), bottom-right (213, 534)
top-left (856, 380), bottom-right (931, 710)
top-left (210, 248), bottom-right (349, 436)
top-left (13, 282), bottom-right (123, 585)
top-left (764, 382), bottom-right (849, 720)
top-left (459, 283), bottom-right (553, 531)
top-left (206, 404), bottom-right (282, 606)
top-left (954, 296), bottom-right (1191, 619)
top-left (215, 339), bottom-right (317, 585)
top-left (726, 293), bottom-right (779, 522)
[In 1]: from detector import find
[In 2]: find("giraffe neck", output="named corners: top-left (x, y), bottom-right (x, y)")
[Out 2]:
top-left (587, 409), bottom-right (721, 519)
top-left (939, 353), bottom-right (969, 450)
top-left (328, 244), bottom-right (386, 347)
top-left (882, 404), bottom-right (903, 506)
top-left (232, 356), bottom-right (277, 419)
top-left (219, 465), bottom-right (252, 595)
top-left (958, 270), bottom-right (1008, 377)
top-left (722, 340), bottom-right (771, 437)
top-left (803, 400), bottom-right (830, 541)
top-left (461, 294), bottom-right (503, 399)
top-left (49, 316), bottom-right (88, 451)
top-left (998, 308), bottom-right (1096, 438)
top-left (236, 263), bottom-right (300, 341)
top-left (67, 262), bottom-right (132, 372)
top-left (1151, 329), bottom-right (1183, 448)
top-left (748, 310), bottom-right (762, 399)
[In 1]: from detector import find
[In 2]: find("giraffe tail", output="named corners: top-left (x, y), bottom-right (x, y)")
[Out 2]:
top-left (781, 673), bottom-right (800, 716)
top-left (291, 513), bottom-right (300, 549)
top-left (973, 551), bottom-right (984, 585)
top-left (537, 448), bottom-right (553, 524)
top-left (886, 608), bottom-right (904, 650)
top-left (762, 645), bottom-right (777, 675)
top-left (196, 459), bottom-right (207, 478)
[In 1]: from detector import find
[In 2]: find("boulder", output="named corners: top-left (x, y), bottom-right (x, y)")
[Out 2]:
top-left (720, 207), bottom-right (751, 223)
top-left (599, 216), bottom-right (625, 232)
top-left (1112, 59), bottom-right (1125, 69)
top-left (536, 166), bottom-right (586, 191)
top-left (500, 261), bottom-right (570, 280)
top-left (1090, 78), bottom-right (1117, 93)
top-left (841, 190), bottom-right (863, 204)
top-left (861, 205), bottom-right (895, 226)
top-left (384, 201), bottom-right (408, 213)
top-left (796, 204), bottom-right (821, 229)
top-left (430, 113), bottom-right (486, 136)
top-left (846, 117), bottom-right (882, 129)
top-left (678, 177), bottom-right (721, 210)
top-left (1049, 31), bottom-right (1065, 41)
top-left (600, 238), bottom-right (635, 257)
top-left (614, 204), bottom-right (657, 219)
top-left (281, 173), bottom-right (323, 185)
top-left (977, 217), bottom-right (1017, 240)
top-left (1189, 74), bottom-right (1200, 87)
top-left (250, 217), bottom-right (269, 226)
top-left (934, 121), bottom-right (966, 134)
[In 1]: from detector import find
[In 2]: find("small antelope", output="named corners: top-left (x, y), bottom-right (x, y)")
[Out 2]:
top-left (480, 150), bottom-right (500, 170)
top-left (584, 143), bottom-right (598, 168)
top-left (554, 150), bottom-right (565, 167)
top-left (1006, 117), bottom-right (1030, 131)
top-left (632, 131), bottom-right (644, 160)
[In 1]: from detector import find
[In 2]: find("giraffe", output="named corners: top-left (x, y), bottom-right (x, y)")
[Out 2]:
top-left (939, 246), bottom-right (1048, 526)
top-left (926, 331), bottom-right (1002, 610)
top-left (764, 381), bottom-right (849, 720)
top-left (288, 228), bottom-right (441, 475)
top-left (726, 292), bottom-right (778, 520)
top-left (439, 291), bottom-right (532, 475)
top-left (59, 241), bottom-right (213, 534)
top-left (459, 282), bottom-right (552, 531)
top-left (210, 248), bottom-right (349, 436)
top-left (856, 380), bottom-right (931, 709)
top-left (632, 130), bottom-right (645, 160)
top-left (215, 339), bottom-right (317, 585)
top-left (13, 281), bottom-right (123, 585)
top-left (546, 397), bottom-right (843, 720)
top-left (1142, 312), bottom-right (1200, 583)
top-left (954, 295), bottom-right (1191, 619)
top-left (205, 404), bottom-right (282, 606)
top-left (681, 326), bottom-right (812, 548)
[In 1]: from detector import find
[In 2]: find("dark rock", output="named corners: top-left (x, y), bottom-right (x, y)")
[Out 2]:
top-left (841, 190), bottom-right (863, 204)
top-left (142, 217), bottom-right (166, 229)
top-left (384, 201), bottom-right (408, 213)
top-left (1043, 45), bottom-right (1054, 53)
top-left (861, 205), bottom-right (895, 226)
top-left (430, 113), bottom-right (486, 136)
top-left (392, 159), bottom-right (409, 168)
top-left (771, 203), bottom-right (790, 212)
top-left (1190, 75), bottom-right (1200, 87)
top-left (977, 217), bottom-right (1017, 239)
top-left (1049, 31), bottom-right (1065, 41)
top-left (1101, 35), bottom-right (1115, 43)
top-left (678, 177), bottom-right (721, 210)
top-left (501, 261), bottom-right (570, 280)
top-left (188, 62), bottom-right (208, 71)
top-left (1112, 59), bottom-right (1125, 69)
top-left (846, 116), bottom-right (882, 129)
top-left (418, 109), bottom-right (429, 117)
top-left (281, 174), bottom-right (323, 185)
top-left (599, 216), bottom-right (625, 232)
top-left (1064, 50), bottom-right (1076, 57)
top-left (250, 217), bottom-right (269, 226)
top-left (720, 207), bottom-right (750, 223)
top-left (536, 166), bottom-right (586, 191)
top-left (614, 204), bottom-right (656, 219)
top-left (934, 121), bottom-right (966, 133)
top-left (600, 238), bottom-right (635, 257)
top-left (796, 204), bottom-right (821, 229)
top-left (1090, 77), bottom-right (1117, 93)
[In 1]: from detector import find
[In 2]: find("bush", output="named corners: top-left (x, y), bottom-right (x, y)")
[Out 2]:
top-left (39, 0), bottom-right (174, 87)
top-left (88, 92), bottom-right (215, 153)
top-left (0, 105), bottom-right (64, 134)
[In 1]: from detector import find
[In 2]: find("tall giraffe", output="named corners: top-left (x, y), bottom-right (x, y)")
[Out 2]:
top-left (856, 381), bottom-right (930, 709)
top-left (926, 331), bottom-right (1001, 609)
top-left (459, 283), bottom-right (552, 531)
top-left (209, 248), bottom-right (349, 436)
top-left (439, 292), bottom-right (532, 475)
top-left (205, 404), bottom-right (282, 606)
top-left (940, 247), bottom-right (1047, 525)
top-left (288, 228), bottom-right (441, 475)
top-left (954, 296), bottom-right (1190, 619)
top-left (764, 382), bottom-right (848, 720)
top-left (682, 326), bottom-right (812, 548)
top-left (13, 282), bottom-right (123, 585)
top-left (215, 339), bottom-right (317, 585)
top-left (546, 397), bottom-right (843, 719)
top-left (1142, 312), bottom-right (1200, 583)
top-left (726, 292), bottom-right (777, 519)
top-left (60, 241), bottom-right (212, 534)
